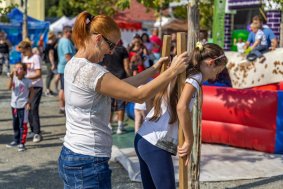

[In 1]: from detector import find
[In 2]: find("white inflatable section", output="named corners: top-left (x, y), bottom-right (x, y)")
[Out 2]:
top-left (226, 48), bottom-right (283, 89)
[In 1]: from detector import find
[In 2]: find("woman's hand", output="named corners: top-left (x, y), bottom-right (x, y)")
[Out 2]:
top-left (178, 140), bottom-right (193, 166)
top-left (152, 56), bottom-right (169, 72)
top-left (170, 52), bottom-right (189, 74)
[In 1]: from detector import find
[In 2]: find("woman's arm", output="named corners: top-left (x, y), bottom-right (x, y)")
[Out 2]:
top-left (49, 49), bottom-right (56, 70)
top-left (97, 52), bottom-right (188, 103)
top-left (124, 55), bottom-right (172, 87)
top-left (176, 83), bottom-right (195, 165)
top-left (26, 69), bottom-right (42, 80)
top-left (25, 87), bottom-right (34, 110)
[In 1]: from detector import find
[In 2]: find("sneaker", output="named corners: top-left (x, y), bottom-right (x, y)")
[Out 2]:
top-left (45, 91), bottom-right (53, 97)
top-left (6, 141), bottom-right (18, 148)
top-left (116, 127), bottom-right (123, 135)
top-left (33, 134), bottom-right (42, 143)
top-left (45, 90), bottom-right (56, 97)
top-left (18, 144), bottom-right (26, 152)
top-left (27, 132), bottom-right (35, 139)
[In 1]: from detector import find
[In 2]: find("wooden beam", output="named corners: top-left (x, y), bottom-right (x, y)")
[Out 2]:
top-left (161, 35), bottom-right (172, 72)
top-left (177, 32), bottom-right (188, 189)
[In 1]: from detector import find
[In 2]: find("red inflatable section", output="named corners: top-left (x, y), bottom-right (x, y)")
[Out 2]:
top-left (202, 86), bottom-right (277, 153)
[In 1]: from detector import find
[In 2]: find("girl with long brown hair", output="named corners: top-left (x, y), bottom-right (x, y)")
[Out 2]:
top-left (135, 43), bottom-right (228, 189)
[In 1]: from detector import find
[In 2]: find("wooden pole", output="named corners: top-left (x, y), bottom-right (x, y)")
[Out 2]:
top-left (187, 1), bottom-right (200, 189)
top-left (161, 35), bottom-right (172, 72)
top-left (177, 32), bottom-right (188, 189)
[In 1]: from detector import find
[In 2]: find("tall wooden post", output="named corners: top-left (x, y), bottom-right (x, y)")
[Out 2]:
top-left (187, 1), bottom-right (201, 189)
top-left (161, 35), bottom-right (172, 72)
top-left (177, 32), bottom-right (188, 189)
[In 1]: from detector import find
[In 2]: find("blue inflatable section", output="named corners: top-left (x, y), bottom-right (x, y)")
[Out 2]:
top-left (275, 91), bottom-right (283, 154)
top-left (126, 102), bottom-right (135, 120)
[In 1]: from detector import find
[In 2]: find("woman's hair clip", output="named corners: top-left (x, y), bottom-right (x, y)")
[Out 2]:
top-left (86, 15), bottom-right (94, 25)
top-left (196, 41), bottom-right (203, 51)
top-left (86, 18), bottom-right (91, 24)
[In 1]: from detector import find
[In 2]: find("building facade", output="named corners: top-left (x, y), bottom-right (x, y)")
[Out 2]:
top-left (1, 0), bottom-right (45, 21)
top-left (225, 0), bottom-right (281, 50)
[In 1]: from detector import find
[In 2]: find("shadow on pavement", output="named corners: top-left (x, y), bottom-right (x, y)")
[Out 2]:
top-left (227, 174), bottom-right (283, 189)
top-left (0, 161), bottom-right (63, 189)
top-left (0, 134), bottom-right (13, 144)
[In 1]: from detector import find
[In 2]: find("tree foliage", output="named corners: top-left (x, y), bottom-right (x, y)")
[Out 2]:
top-left (0, 0), bottom-right (18, 22)
top-left (45, 0), bottom-right (213, 30)
top-left (267, 0), bottom-right (283, 10)
top-left (45, 0), bottom-right (132, 17)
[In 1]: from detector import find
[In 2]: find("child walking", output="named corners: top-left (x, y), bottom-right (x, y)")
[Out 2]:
top-left (6, 63), bottom-right (33, 152)
top-left (134, 43), bottom-right (227, 189)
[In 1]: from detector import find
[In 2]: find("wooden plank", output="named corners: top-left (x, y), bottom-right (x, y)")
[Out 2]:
top-left (177, 32), bottom-right (188, 189)
top-left (161, 35), bottom-right (172, 72)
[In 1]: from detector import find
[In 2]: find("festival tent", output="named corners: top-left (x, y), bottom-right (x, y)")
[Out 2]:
top-left (49, 16), bottom-right (73, 33)
top-left (0, 8), bottom-right (49, 63)
top-left (113, 0), bottom-right (155, 47)
top-left (154, 17), bottom-right (188, 34)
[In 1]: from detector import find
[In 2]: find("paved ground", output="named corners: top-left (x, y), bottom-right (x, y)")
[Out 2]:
top-left (0, 65), bottom-right (282, 189)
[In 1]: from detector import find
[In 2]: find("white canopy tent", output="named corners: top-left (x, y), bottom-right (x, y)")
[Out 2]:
top-left (49, 16), bottom-right (73, 33)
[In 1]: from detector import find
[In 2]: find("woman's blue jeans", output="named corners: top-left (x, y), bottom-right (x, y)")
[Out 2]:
top-left (58, 146), bottom-right (111, 189)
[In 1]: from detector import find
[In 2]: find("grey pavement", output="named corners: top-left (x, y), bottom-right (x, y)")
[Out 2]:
top-left (0, 65), bottom-right (282, 189)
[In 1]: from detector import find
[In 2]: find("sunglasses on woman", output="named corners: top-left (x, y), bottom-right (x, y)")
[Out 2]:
top-left (93, 33), bottom-right (116, 50)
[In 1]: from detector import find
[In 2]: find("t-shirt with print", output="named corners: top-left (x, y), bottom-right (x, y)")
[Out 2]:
top-left (57, 38), bottom-right (75, 74)
top-left (255, 29), bottom-right (267, 46)
top-left (137, 73), bottom-right (202, 155)
top-left (63, 57), bottom-right (112, 157)
top-left (11, 76), bottom-right (32, 109)
top-left (247, 27), bottom-right (275, 47)
top-left (22, 54), bottom-right (43, 87)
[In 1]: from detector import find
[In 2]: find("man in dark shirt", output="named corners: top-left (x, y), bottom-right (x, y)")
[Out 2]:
top-left (102, 41), bottom-right (131, 134)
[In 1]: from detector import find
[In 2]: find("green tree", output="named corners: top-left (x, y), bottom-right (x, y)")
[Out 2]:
top-left (0, 0), bottom-right (18, 22)
top-left (45, 0), bottom-right (131, 17)
top-left (137, 0), bottom-right (213, 30)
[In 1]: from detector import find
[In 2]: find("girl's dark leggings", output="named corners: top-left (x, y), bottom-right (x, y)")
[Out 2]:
top-left (134, 134), bottom-right (176, 189)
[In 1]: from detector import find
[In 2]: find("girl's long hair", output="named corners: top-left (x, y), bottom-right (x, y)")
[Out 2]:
top-left (149, 43), bottom-right (227, 124)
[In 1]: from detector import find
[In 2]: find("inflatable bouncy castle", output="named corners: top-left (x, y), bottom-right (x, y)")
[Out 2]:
top-left (202, 49), bottom-right (283, 154)
top-left (126, 49), bottom-right (283, 154)
top-left (202, 84), bottom-right (283, 154)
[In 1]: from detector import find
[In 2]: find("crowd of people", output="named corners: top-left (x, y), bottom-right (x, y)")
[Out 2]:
top-left (2, 11), bottom-right (279, 189)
